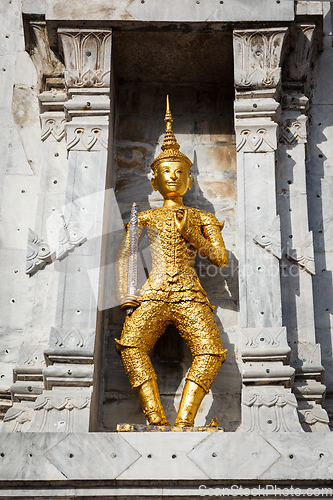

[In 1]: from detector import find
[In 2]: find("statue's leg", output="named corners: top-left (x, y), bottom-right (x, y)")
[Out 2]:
top-left (119, 346), bottom-right (170, 425)
top-left (174, 301), bottom-right (227, 427)
top-left (115, 300), bottom-right (170, 426)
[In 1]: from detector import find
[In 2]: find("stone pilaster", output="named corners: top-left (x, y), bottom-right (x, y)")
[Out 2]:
top-left (8, 39), bottom-right (68, 422)
top-left (233, 27), bottom-right (303, 431)
top-left (31, 28), bottom-right (113, 431)
top-left (279, 23), bottom-right (329, 431)
top-left (5, 28), bottom-right (113, 432)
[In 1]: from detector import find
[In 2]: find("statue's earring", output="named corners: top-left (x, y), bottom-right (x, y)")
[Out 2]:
top-left (188, 176), bottom-right (193, 191)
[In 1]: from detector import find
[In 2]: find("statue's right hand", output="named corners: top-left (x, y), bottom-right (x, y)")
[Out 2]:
top-left (121, 295), bottom-right (140, 312)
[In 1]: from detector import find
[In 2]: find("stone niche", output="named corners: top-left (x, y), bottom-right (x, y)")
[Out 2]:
top-left (98, 28), bottom-right (240, 431)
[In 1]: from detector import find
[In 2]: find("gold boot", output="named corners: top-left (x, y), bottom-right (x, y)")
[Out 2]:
top-left (135, 379), bottom-right (170, 426)
top-left (174, 380), bottom-right (206, 427)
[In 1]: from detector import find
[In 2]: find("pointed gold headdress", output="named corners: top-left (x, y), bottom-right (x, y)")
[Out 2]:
top-left (150, 96), bottom-right (193, 173)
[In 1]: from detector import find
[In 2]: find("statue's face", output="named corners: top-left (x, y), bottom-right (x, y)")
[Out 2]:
top-left (151, 161), bottom-right (193, 198)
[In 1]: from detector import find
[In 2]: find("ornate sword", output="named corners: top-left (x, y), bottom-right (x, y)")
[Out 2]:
top-left (126, 202), bottom-right (138, 316)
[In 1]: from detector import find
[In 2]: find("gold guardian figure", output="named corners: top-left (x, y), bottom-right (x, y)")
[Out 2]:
top-left (115, 96), bottom-right (228, 427)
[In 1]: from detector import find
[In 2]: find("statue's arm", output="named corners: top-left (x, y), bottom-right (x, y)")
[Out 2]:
top-left (184, 223), bottom-right (228, 267)
top-left (175, 210), bottom-right (228, 267)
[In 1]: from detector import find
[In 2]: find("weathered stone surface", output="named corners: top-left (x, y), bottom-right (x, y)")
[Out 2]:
top-left (46, 0), bottom-right (294, 22)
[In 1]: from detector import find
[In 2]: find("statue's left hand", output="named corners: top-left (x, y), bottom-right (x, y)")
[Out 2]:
top-left (174, 208), bottom-right (189, 235)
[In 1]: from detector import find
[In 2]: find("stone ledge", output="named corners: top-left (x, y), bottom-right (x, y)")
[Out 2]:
top-left (0, 432), bottom-right (332, 485)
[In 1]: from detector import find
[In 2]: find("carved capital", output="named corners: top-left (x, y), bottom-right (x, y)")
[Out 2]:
top-left (283, 24), bottom-right (316, 88)
top-left (233, 28), bottom-right (288, 90)
top-left (58, 29), bottom-right (112, 90)
top-left (29, 22), bottom-right (65, 92)
top-left (253, 215), bottom-right (282, 259)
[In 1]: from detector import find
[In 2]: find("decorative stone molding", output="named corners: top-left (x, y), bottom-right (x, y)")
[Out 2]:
top-left (242, 386), bottom-right (303, 432)
top-left (2, 403), bottom-right (34, 433)
top-left (241, 325), bottom-right (294, 387)
top-left (234, 97), bottom-right (280, 152)
top-left (45, 327), bottom-right (95, 361)
top-left (242, 364), bottom-right (295, 386)
top-left (10, 381), bottom-right (43, 403)
top-left (279, 114), bottom-right (307, 145)
top-left (66, 122), bottom-right (108, 151)
top-left (286, 231), bottom-right (315, 275)
top-left (43, 328), bottom-right (95, 390)
top-left (57, 215), bottom-right (86, 260)
top-left (11, 345), bottom-right (45, 402)
top-left (291, 343), bottom-right (323, 376)
top-left (40, 113), bottom-right (67, 142)
top-left (298, 404), bottom-right (330, 432)
top-left (26, 229), bottom-right (54, 276)
top-left (253, 216), bottom-right (282, 260)
top-left (26, 389), bottom-right (91, 432)
top-left (236, 125), bottom-right (276, 153)
top-left (233, 28), bottom-right (288, 90)
top-left (29, 22), bottom-right (65, 92)
top-left (242, 327), bottom-right (290, 362)
top-left (290, 343), bottom-right (328, 431)
top-left (58, 29), bottom-right (112, 90)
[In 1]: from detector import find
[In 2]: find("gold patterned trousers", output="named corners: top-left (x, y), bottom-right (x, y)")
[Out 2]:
top-left (115, 299), bottom-right (227, 393)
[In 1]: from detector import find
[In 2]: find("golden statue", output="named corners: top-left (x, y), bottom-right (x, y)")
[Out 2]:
top-left (115, 96), bottom-right (228, 428)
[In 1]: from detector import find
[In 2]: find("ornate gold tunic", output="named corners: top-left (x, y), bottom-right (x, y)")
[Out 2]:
top-left (117, 206), bottom-right (227, 304)
top-left (115, 206), bottom-right (228, 392)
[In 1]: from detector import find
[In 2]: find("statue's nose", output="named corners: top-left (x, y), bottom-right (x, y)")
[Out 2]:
top-left (170, 171), bottom-right (177, 180)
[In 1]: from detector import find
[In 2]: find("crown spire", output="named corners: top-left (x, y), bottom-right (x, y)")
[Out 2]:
top-left (161, 95), bottom-right (180, 152)
top-left (150, 95), bottom-right (192, 172)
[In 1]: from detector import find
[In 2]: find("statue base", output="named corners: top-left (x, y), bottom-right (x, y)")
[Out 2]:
top-left (117, 422), bottom-right (224, 432)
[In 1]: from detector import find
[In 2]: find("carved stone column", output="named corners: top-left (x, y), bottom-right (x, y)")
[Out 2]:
top-left (5, 23), bottom-right (68, 430)
top-left (16, 28), bottom-right (113, 433)
top-left (279, 24), bottom-right (329, 431)
top-left (233, 28), bottom-right (303, 431)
